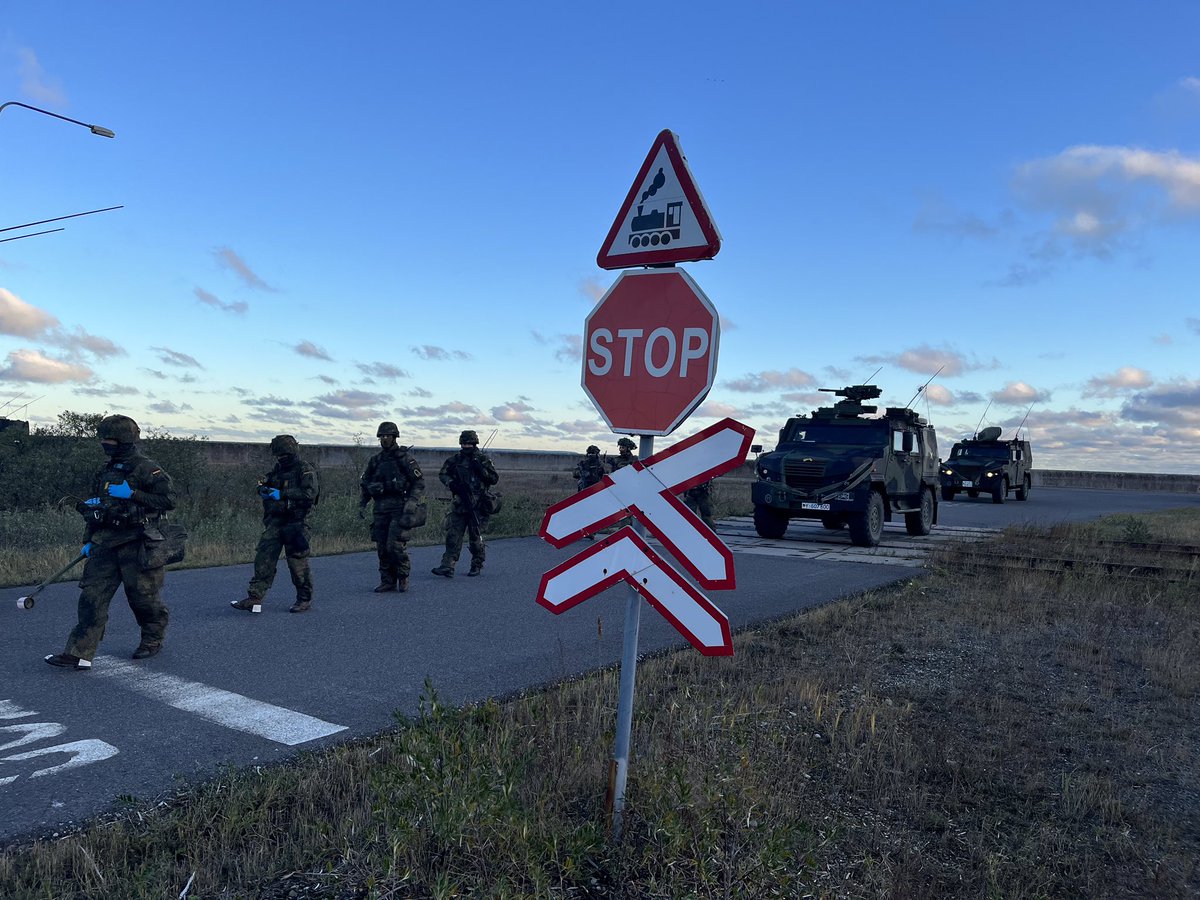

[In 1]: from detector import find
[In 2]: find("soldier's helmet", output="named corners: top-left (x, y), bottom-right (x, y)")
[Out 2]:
top-left (376, 421), bottom-right (400, 438)
top-left (586, 445), bottom-right (600, 454)
top-left (270, 434), bottom-right (300, 456)
top-left (617, 437), bottom-right (636, 450)
top-left (97, 414), bottom-right (140, 444)
top-left (459, 429), bottom-right (479, 445)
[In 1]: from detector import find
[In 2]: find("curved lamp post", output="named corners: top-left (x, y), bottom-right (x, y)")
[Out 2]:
top-left (0, 100), bottom-right (115, 138)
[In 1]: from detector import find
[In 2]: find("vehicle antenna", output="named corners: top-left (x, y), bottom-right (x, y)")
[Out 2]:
top-left (973, 400), bottom-right (992, 439)
top-left (0, 392), bottom-right (27, 414)
top-left (860, 366), bottom-right (882, 385)
top-left (9, 396), bottom-right (44, 417)
top-left (904, 365), bottom-right (944, 408)
top-left (1014, 403), bottom-right (1035, 439)
top-left (0, 228), bottom-right (64, 244)
top-left (0, 205), bottom-right (124, 235)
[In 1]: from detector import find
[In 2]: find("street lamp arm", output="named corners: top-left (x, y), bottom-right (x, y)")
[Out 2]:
top-left (0, 100), bottom-right (116, 138)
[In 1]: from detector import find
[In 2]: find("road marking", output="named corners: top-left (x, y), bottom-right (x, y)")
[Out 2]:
top-left (94, 657), bottom-right (347, 746)
top-left (2, 739), bottom-right (119, 779)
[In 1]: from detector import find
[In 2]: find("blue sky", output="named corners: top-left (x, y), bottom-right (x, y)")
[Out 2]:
top-left (2, 3), bottom-right (1199, 472)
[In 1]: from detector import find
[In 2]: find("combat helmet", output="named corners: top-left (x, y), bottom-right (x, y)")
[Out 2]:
top-left (270, 434), bottom-right (299, 456)
top-left (97, 414), bottom-right (140, 444)
top-left (617, 437), bottom-right (636, 450)
top-left (376, 421), bottom-right (400, 438)
top-left (586, 445), bottom-right (600, 454)
top-left (459, 429), bottom-right (479, 445)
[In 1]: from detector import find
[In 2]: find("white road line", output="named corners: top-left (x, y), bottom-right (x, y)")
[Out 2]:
top-left (94, 657), bottom-right (347, 746)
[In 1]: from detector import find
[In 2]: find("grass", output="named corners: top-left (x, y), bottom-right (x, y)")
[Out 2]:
top-left (0, 506), bottom-right (1196, 897)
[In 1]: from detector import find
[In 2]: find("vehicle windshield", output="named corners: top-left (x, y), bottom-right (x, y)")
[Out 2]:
top-left (783, 421), bottom-right (887, 446)
top-left (951, 445), bottom-right (1009, 460)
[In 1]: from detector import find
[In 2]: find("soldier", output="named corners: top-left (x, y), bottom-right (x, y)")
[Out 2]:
top-left (359, 421), bottom-right (425, 593)
top-left (432, 429), bottom-right (499, 578)
top-left (610, 436), bottom-right (637, 471)
top-left (682, 479), bottom-right (718, 530)
top-left (46, 414), bottom-right (176, 670)
top-left (573, 444), bottom-right (606, 491)
top-left (231, 435), bottom-right (319, 614)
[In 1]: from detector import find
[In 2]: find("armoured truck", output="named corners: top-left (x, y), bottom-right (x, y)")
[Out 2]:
top-left (939, 426), bottom-right (1032, 503)
top-left (751, 385), bottom-right (939, 547)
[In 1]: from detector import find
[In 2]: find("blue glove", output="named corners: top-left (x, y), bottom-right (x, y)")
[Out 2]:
top-left (258, 486), bottom-right (281, 501)
top-left (83, 497), bottom-right (102, 508)
top-left (81, 542), bottom-right (93, 557)
top-left (106, 481), bottom-right (133, 499)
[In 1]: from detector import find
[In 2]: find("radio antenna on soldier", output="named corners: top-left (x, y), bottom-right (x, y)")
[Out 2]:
top-left (974, 400), bottom-right (992, 439)
top-left (482, 429), bottom-right (498, 449)
top-left (905, 365), bottom-right (944, 408)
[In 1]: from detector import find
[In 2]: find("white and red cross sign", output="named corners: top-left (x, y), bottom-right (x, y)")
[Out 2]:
top-left (536, 418), bottom-right (754, 656)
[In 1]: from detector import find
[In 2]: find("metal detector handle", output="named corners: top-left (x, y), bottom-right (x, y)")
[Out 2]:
top-left (15, 552), bottom-right (88, 610)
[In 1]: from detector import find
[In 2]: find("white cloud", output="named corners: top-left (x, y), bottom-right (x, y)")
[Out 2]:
top-left (16, 48), bottom-right (66, 106)
top-left (725, 368), bottom-right (814, 393)
top-left (0, 287), bottom-right (58, 337)
top-left (991, 381), bottom-right (1050, 405)
top-left (214, 247), bottom-right (276, 292)
top-left (0, 349), bottom-right (92, 383)
top-left (1082, 366), bottom-right (1153, 398)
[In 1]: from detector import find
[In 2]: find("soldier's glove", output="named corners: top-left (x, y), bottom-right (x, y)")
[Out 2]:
top-left (258, 486), bottom-right (281, 500)
top-left (368, 482), bottom-right (384, 496)
top-left (106, 480), bottom-right (133, 499)
top-left (81, 542), bottom-right (93, 557)
top-left (83, 497), bottom-right (102, 507)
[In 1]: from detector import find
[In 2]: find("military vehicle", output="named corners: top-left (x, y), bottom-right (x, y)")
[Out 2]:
top-left (751, 385), bottom-right (939, 547)
top-left (939, 426), bottom-right (1032, 503)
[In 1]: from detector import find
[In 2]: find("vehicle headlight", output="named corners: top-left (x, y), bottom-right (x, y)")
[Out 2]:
top-left (985, 471), bottom-right (996, 478)
top-left (941, 468), bottom-right (953, 476)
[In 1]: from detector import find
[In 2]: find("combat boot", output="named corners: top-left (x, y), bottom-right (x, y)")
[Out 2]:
top-left (397, 577), bottom-right (409, 593)
top-left (431, 565), bottom-right (454, 578)
top-left (44, 653), bottom-right (91, 670)
top-left (467, 562), bottom-right (483, 577)
top-left (289, 600), bottom-right (312, 613)
top-left (230, 597), bottom-right (262, 614)
top-left (373, 582), bottom-right (396, 593)
top-left (131, 643), bottom-right (161, 660)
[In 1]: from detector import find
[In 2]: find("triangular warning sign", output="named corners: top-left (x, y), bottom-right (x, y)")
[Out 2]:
top-left (597, 129), bottom-right (721, 270)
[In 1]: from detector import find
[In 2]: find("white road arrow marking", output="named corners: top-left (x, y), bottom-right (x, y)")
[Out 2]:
top-left (2, 739), bottom-right (119, 779)
top-left (95, 657), bottom-right (347, 746)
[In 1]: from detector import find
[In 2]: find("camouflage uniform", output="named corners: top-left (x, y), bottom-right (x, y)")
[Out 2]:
top-left (432, 430), bottom-right (499, 577)
top-left (360, 422), bottom-right (425, 592)
top-left (51, 415), bottom-right (176, 668)
top-left (235, 435), bottom-right (319, 613)
top-left (609, 437), bottom-right (637, 472)
top-left (573, 445), bottom-right (606, 491)
top-left (682, 480), bottom-right (717, 530)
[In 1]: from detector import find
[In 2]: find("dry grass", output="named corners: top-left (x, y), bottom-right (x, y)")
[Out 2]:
top-left (0, 509), bottom-right (1195, 897)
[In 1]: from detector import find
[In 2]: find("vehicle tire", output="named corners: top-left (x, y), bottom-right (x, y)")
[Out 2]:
top-left (992, 477), bottom-right (1007, 504)
top-left (905, 488), bottom-right (934, 536)
top-left (753, 504), bottom-right (789, 539)
top-left (820, 516), bottom-right (844, 530)
top-left (1015, 475), bottom-right (1030, 501)
top-left (941, 487), bottom-right (955, 502)
top-left (849, 491), bottom-right (884, 547)
top-left (967, 490), bottom-right (979, 498)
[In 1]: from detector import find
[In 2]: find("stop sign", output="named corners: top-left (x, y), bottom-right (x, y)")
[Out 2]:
top-left (582, 268), bottom-right (720, 436)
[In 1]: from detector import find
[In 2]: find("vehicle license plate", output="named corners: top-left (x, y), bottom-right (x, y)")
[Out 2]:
top-left (836, 492), bottom-right (852, 501)
top-left (801, 502), bottom-right (831, 511)
top-left (961, 480), bottom-right (974, 488)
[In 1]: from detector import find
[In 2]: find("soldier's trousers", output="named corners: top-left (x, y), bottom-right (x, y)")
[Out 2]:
top-left (66, 540), bottom-right (168, 661)
top-left (371, 509), bottom-right (412, 586)
top-left (685, 496), bottom-right (716, 530)
top-left (439, 507), bottom-right (488, 569)
top-left (248, 520), bottom-right (313, 603)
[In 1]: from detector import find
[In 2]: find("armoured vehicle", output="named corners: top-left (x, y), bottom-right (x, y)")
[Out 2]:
top-left (751, 385), bottom-right (939, 547)
top-left (939, 426), bottom-right (1032, 503)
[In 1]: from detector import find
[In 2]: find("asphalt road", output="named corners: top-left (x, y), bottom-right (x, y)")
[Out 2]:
top-left (1, 486), bottom-right (1197, 844)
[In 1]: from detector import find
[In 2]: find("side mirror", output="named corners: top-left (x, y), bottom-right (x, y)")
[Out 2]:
top-left (751, 444), bottom-right (763, 455)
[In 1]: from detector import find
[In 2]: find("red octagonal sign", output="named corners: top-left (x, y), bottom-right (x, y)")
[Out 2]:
top-left (582, 268), bottom-right (720, 436)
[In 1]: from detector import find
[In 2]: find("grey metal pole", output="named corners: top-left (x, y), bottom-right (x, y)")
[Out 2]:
top-left (607, 433), bottom-right (654, 840)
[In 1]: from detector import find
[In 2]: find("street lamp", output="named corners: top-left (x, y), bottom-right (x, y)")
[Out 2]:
top-left (0, 100), bottom-right (115, 138)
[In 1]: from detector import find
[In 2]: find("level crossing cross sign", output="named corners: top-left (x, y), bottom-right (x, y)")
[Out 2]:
top-left (537, 417), bottom-right (754, 656)
top-left (597, 128), bottom-right (721, 270)
top-left (582, 268), bottom-right (720, 437)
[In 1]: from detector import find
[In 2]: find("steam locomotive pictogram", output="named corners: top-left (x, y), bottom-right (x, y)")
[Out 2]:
top-left (628, 200), bottom-right (683, 248)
